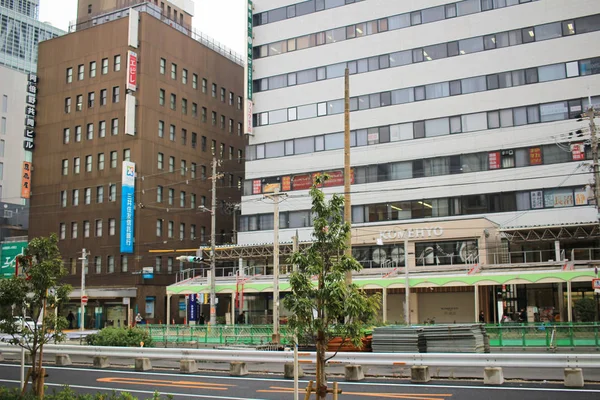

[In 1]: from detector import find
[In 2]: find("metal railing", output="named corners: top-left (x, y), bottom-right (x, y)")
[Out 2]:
top-left (488, 247), bottom-right (600, 265)
top-left (486, 322), bottom-right (600, 348)
top-left (143, 324), bottom-right (293, 346)
top-left (1, 343), bottom-right (598, 369)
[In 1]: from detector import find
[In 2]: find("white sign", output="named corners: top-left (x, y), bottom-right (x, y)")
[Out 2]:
top-left (380, 226), bottom-right (444, 241)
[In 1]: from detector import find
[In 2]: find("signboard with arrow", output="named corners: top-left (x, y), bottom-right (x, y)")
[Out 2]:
top-left (1, 241), bottom-right (27, 279)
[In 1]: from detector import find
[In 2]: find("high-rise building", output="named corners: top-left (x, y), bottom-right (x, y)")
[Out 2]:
top-left (235, 0), bottom-right (600, 323)
top-left (0, 0), bottom-right (63, 239)
top-left (29, 1), bottom-right (246, 326)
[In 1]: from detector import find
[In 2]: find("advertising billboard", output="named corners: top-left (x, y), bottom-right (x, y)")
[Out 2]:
top-left (1, 241), bottom-right (27, 279)
top-left (120, 161), bottom-right (136, 253)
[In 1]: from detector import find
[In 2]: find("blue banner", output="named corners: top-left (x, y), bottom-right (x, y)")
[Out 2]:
top-left (120, 161), bottom-right (136, 253)
top-left (188, 294), bottom-right (197, 322)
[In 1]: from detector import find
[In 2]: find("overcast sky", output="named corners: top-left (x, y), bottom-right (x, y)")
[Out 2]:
top-left (38, 0), bottom-right (246, 55)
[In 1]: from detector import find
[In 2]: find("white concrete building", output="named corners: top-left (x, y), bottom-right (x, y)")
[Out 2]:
top-left (232, 0), bottom-right (600, 324)
top-left (0, 0), bottom-right (64, 207)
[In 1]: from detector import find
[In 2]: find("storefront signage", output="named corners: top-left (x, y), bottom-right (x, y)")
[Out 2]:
top-left (282, 176), bottom-right (291, 191)
top-left (1, 241), bottom-right (27, 279)
top-left (488, 151), bottom-right (500, 169)
top-left (244, 0), bottom-right (253, 135)
top-left (126, 50), bottom-right (137, 91)
top-left (380, 226), bottom-right (444, 241)
top-left (529, 147), bottom-right (542, 165)
top-left (252, 179), bottom-right (261, 194)
top-left (23, 73), bottom-right (37, 151)
top-left (292, 174), bottom-right (312, 191)
top-left (545, 191), bottom-right (574, 208)
top-left (21, 161), bottom-right (31, 199)
top-left (120, 161), bottom-right (136, 253)
top-left (142, 266), bottom-right (153, 279)
top-left (188, 294), bottom-right (197, 322)
top-left (571, 143), bottom-right (585, 161)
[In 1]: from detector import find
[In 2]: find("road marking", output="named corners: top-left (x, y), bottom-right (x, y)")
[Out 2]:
top-left (257, 386), bottom-right (452, 399)
top-left (97, 376), bottom-right (235, 390)
top-left (0, 379), bottom-right (264, 400)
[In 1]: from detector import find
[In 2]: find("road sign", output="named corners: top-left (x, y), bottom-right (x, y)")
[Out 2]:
top-left (593, 278), bottom-right (600, 290)
top-left (81, 295), bottom-right (88, 305)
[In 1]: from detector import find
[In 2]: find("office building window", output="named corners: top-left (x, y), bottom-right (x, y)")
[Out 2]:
top-left (78, 64), bottom-right (84, 80)
top-left (157, 186), bottom-right (163, 202)
top-left (121, 255), bottom-right (128, 272)
top-left (85, 155), bottom-right (92, 172)
top-left (87, 92), bottom-right (95, 108)
top-left (114, 54), bottom-right (121, 71)
top-left (159, 89), bottom-right (165, 105)
top-left (89, 61), bottom-right (96, 77)
top-left (59, 223), bottom-right (66, 239)
top-left (107, 255), bottom-right (115, 273)
top-left (72, 189), bottom-right (79, 206)
top-left (97, 153), bottom-right (105, 170)
top-left (73, 157), bottom-right (80, 174)
top-left (156, 219), bottom-right (163, 236)
top-left (95, 256), bottom-right (101, 273)
top-left (109, 184), bottom-right (116, 201)
top-left (111, 118), bottom-right (119, 135)
top-left (75, 125), bottom-right (81, 142)
top-left (169, 156), bottom-right (175, 172)
top-left (212, 83), bottom-right (217, 97)
top-left (192, 73), bottom-right (198, 89)
top-left (63, 128), bottom-right (70, 144)
top-left (86, 123), bottom-right (94, 140)
top-left (182, 68), bottom-right (188, 84)
top-left (168, 188), bottom-right (174, 205)
top-left (112, 86), bottom-right (120, 103)
top-left (100, 89), bottom-right (107, 105)
top-left (158, 120), bottom-right (164, 137)
top-left (84, 187), bottom-right (91, 204)
top-left (64, 97), bottom-right (71, 113)
top-left (169, 124), bottom-right (175, 141)
top-left (158, 152), bottom-right (164, 169)
top-left (60, 190), bottom-right (67, 207)
top-left (202, 78), bottom-right (207, 93)
top-left (168, 221), bottom-right (174, 238)
top-left (66, 67), bottom-right (73, 83)
top-left (96, 186), bottom-right (104, 203)
top-left (160, 58), bottom-right (166, 74)
top-left (170, 93), bottom-right (176, 110)
top-left (110, 151), bottom-right (117, 168)
top-left (123, 148), bottom-right (131, 161)
top-left (109, 218), bottom-right (116, 236)
top-left (84, 221), bottom-right (90, 237)
top-left (171, 63), bottom-right (177, 79)
top-left (102, 58), bottom-right (108, 74)
top-left (99, 120), bottom-right (106, 137)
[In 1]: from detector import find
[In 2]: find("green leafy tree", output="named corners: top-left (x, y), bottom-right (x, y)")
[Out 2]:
top-left (0, 234), bottom-right (71, 398)
top-left (283, 175), bottom-right (380, 399)
top-left (574, 297), bottom-right (596, 322)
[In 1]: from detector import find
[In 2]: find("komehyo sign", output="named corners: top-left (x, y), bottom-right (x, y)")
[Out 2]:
top-left (380, 227), bottom-right (444, 240)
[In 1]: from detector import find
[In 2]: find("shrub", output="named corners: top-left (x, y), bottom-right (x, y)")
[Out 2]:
top-left (0, 386), bottom-right (168, 399)
top-left (85, 327), bottom-right (154, 347)
top-left (574, 297), bottom-right (597, 322)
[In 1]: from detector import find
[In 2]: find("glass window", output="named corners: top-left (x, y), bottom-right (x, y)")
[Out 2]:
top-left (423, 43), bottom-right (447, 60)
top-left (538, 64), bottom-right (566, 82)
top-left (391, 88), bottom-right (414, 104)
top-left (421, 6), bottom-right (445, 23)
top-left (513, 107), bottom-right (528, 125)
top-left (390, 123), bottom-right (413, 141)
top-left (500, 109), bottom-right (514, 127)
top-left (461, 76), bottom-right (486, 93)
top-left (389, 50), bottom-right (412, 67)
top-left (425, 82), bottom-right (449, 99)
top-left (388, 14), bottom-right (410, 30)
top-left (295, 137), bottom-right (315, 154)
top-left (461, 153), bottom-right (486, 172)
top-left (534, 22), bottom-right (562, 41)
top-left (527, 105), bottom-right (540, 123)
top-left (575, 14), bottom-right (600, 34)
top-left (425, 118), bottom-right (449, 137)
top-left (459, 37), bottom-right (484, 54)
top-left (456, 0), bottom-right (481, 16)
top-left (540, 101), bottom-right (568, 122)
top-left (488, 111), bottom-right (500, 128)
top-left (461, 113), bottom-right (487, 132)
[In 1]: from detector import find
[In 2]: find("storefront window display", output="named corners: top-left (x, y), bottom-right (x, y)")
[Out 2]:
top-left (415, 239), bottom-right (478, 266)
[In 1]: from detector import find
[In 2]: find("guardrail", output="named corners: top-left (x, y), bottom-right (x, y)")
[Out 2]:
top-left (1, 343), bottom-right (599, 369)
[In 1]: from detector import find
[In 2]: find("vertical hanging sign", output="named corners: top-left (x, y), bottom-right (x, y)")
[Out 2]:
top-left (21, 162), bottom-right (32, 199)
top-left (120, 161), bottom-right (136, 253)
top-left (126, 50), bottom-right (137, 91)
top-left (244, 0), bottom-right (253, 135)
top-left (23, 73), bottom-right (37, 151)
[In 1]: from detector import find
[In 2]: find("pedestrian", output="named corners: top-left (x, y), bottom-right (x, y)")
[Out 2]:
top-left (237, 310), bottom-right (246, 324)
top-left (67, 311), bottom-right (75, 329)
top-left (519, 308), bottom-right (527, 323)
top-left (199, 313), bottom-right (205, 325)
top-left (479, 311), bottom-right (485, 324)
top-left (135, 313), bottom-right (143, 326)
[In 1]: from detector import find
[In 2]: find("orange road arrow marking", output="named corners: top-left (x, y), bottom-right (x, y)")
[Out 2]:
top-left (257, 386), bottom-right (452, 399)
top-left (97, 377), bottom-right (234, 391)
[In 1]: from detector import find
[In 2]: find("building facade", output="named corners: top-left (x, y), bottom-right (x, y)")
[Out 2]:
top-left (231, 0), bottom-right (600, 324)
top-left (29, 2), bottom-right (246, 327)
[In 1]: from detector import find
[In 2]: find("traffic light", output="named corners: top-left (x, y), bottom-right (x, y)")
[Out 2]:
top-left (176, 256), bottom-right (203, 263)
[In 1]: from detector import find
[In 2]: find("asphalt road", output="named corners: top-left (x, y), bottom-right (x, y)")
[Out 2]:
top-left (1, 363), bottom-right (600, 400)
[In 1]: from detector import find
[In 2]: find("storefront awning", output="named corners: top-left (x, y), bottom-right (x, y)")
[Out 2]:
top-left (167, 269), bottom-right (596, 295)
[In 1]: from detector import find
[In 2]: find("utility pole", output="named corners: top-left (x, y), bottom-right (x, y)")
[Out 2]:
top-left (78, 248), bottom-right (88, 332)
top-left (404, 238), bottom-right (410, 325)
top-left (585, 104), bottom-right (600, 214)
top-left (343, 68), bottom-right (352, 285)
top-left (264, 187), bottom-right (287, 343)
top-left (209, 157), bottom-right (223, 326)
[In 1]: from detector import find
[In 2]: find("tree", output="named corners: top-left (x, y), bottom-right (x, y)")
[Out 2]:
top-left (0, 234), bottom-right (71, 398)
top-left (574, 297), bottom-right (596, 322)
top-left (283, 175), bottom-right (380, 399)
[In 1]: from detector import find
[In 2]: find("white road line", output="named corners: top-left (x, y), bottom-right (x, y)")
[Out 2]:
top-left (1, 363), bottom-right (599, 394)
top-left (0, 379), bottom-right (268, 400)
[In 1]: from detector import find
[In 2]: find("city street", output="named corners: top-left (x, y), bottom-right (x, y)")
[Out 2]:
top-left (1, 363), bottom-right (600, 400)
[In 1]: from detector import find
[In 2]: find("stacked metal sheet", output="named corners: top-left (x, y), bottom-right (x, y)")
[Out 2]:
top-left (371, 324), bottom-right (490, 353)
top-left (421, 324), bottom-right (488, 353)
top-left (372, 326), bottom-right (426, 353)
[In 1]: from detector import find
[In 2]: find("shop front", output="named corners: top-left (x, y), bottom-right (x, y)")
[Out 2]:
top-left (66, 287), bottom-right (136, 329)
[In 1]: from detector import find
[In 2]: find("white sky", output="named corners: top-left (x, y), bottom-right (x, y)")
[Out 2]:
top-left (38, 0), bottom-right (246, 55)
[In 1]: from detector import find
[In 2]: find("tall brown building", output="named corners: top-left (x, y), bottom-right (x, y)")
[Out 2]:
top-left (29, 2), bottom-right (246, 326)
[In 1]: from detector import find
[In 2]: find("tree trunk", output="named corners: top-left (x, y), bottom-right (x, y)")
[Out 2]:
top-left (316, 330), bottom-right (328, 399)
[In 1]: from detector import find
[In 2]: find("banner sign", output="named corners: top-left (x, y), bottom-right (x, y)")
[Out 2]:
top-left (188, 294), bottom-right (197, 322)
top-left (1, 241), bottom-right (27, 279)
top-left (21, 161), bottom-right (31, 199)
top-left (120, 161), bottom-right (136, 253)
top-left (126, 50), bottom-right (137, 91)
top-left (142, 266), bottom-right (153, 279)
top-left (23, 73), bottom-right (37, 151)
top-left (246, 0), bottom-right (253, 100)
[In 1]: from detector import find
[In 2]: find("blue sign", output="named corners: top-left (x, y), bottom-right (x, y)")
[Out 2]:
top-left (142, 267), bottom-right (153, 279)
top-left (120, 161), bottom-right (136, 253)
top-left (179, 301), bottom-right (185, 311)
top-left (188, 294), bottom-right (197, 322)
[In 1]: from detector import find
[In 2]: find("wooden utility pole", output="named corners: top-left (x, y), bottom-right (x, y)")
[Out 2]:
top-left (344, 68), bottom-right (352, 285)
top-left (209, 157), bottom-right (223, 326)
top-left (585, 104), bottom-right (600, 213)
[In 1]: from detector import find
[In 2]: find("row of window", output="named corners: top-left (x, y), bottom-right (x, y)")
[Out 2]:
top-left (239, 186), bottom-right (588, 232)
top-left (67, 255), bottom-right (129, 275)
top-left (66, 55), bottom-right (121, 83)
top-left (60, 185), bottom-right (116, 206)
top-left (158, 57), bottom-right (243, 109)
top-left (253, 57), bottom-right (599, 128)
top-left (155, 152), bottom-right (244, 189)
top-left (62, 118), bottom-right (120, 144)
top-left (255, 14), bottom-right (600, 93)
top-left (155, 220), bottom-right (204, 240)
top-left (247, 95), bottom-right (598, 161)
top-left (244, 143), bottom-right (589, 196)
top-left (61, 149), bottom-right (128, 176)
top-left (253, 0), bottom-right (537, 58)
top-left (254, 0), bottom-right (365, 26)
top-left (157, 88), bottom-right (243, 134)
top-left (64, 87), bottom-right (120, 113)
top-left (59, 217), bottom-right (203, 242)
